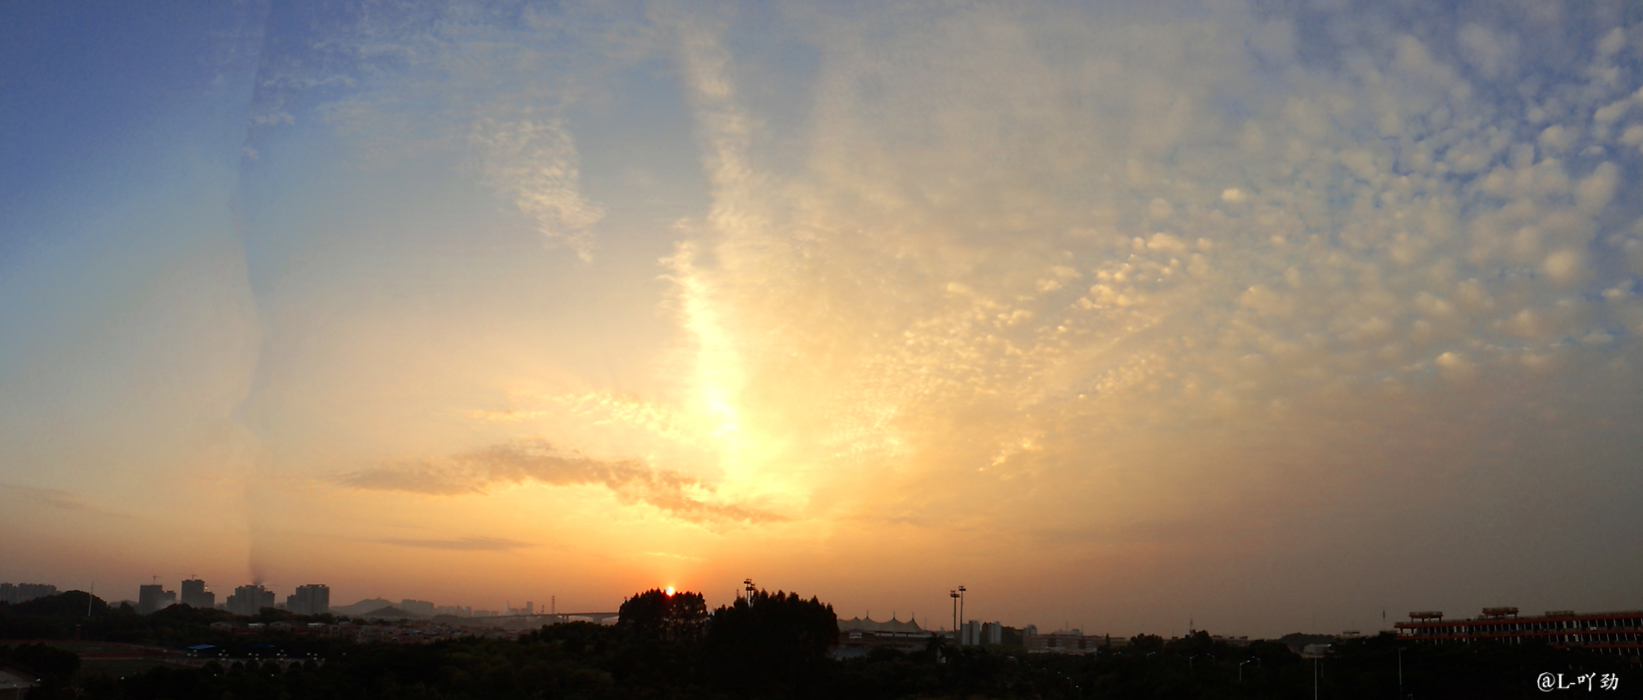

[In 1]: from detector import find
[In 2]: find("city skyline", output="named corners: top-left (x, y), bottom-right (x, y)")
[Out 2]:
top-left (6, 571), bottom-right (1636, 643)
top-left (4, 1), bottom-right (1643, 641)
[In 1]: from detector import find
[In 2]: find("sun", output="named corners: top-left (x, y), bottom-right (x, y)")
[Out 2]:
top-left (665, 586), bottom-right (675, 596)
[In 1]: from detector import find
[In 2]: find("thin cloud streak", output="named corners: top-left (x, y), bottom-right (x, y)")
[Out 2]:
top-left (337, 439), bottom-right (786, 525)
top-left (0, 483), bottom-right (134, 518)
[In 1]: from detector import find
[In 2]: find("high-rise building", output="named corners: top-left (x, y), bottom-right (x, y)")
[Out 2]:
top-left (0, 583), bottom-right (59, 604)
top-left (226, 584), bottom-right (276, 616)
top-left (180, 579), bottom-right (215, 609)
top-left (398, 599), bottom-right (435, 616)
top-left (286, 584), bottom-right (330, 615)
top-left (137, 584), bottom-right (176, 614)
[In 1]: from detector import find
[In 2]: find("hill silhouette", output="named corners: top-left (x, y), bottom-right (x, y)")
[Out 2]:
top-left (361, 606), bottom-right (425, 620)
top-left (5, 590), bottom-right (109, 617)
top-left (330, 597), bottom-right (395, 616)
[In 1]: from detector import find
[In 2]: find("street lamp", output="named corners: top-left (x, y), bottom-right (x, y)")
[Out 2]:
top-left (1239, 658), bottom-right (1254, 682)
top-left (949, 590), bottom-right (959, 640)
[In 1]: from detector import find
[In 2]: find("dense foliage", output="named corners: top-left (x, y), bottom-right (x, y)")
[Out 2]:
top-left (617, 589), bottom-right (708, 643)
top-left (706, 590), bottom-right (839, 696)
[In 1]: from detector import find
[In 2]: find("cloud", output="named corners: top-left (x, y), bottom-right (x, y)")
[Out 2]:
top-left (1456, 23), bottom-right (1519, 79)
top-left (468, 118), bottom-right (605, 261)
top-left (378, 536), bottom-right (533, 552)
top-left (224, 0), bottom-right (1643, 633)
top-left (0, 483), bottom-right (130, 518)
top-left (0, 483), bottom-right (97, 512)
top-left (619, 0), bottom-right (1643, 537)
top-left (338, 439), bottom-right (784, 524)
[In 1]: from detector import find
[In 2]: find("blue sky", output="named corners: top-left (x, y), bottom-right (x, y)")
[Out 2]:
top-left (3, 0), bottom-right (1642, 637)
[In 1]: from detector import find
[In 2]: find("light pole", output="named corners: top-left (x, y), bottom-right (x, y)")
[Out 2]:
top-left (949, 590), bottom-right (959, 642)
top-left (957, 585), bottom-right (967, 643)
top-left (1239, 658), bottom-right (1253, 682)
top-left (1398, 646), bottom-right (1405, 698)
top-left (743, 579), bottom-right (755, 605)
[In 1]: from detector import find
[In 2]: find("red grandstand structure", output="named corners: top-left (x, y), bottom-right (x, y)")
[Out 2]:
top-left (1394, 607), bottom-right (1643, 656)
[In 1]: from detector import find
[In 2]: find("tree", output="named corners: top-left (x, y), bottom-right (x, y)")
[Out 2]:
top-left (7, 642), bottom-right (81, 687)
top-left (616, 588), bottom-right (708, 644)
top-left (706, 590), bottom-right (838, 696)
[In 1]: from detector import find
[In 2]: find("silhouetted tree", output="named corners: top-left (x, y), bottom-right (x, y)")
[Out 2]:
top-left (7, 642), bottom-right (80, 689)
top-left (617, 588), bottom-right (708, 643)
top-left (707, 589), bottom-right (838, 697)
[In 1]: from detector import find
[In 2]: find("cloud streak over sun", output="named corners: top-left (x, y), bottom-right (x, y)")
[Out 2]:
top-left (339, 440), bottom-right (784, 525)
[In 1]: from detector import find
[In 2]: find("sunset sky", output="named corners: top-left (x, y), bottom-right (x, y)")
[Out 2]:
top-left (3, 1), bottom-right (1642, 638)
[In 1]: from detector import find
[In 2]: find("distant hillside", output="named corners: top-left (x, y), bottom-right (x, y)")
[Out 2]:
top-left (362, 606), bottom-right (426, 620)
top-left (4, 591), bottom-right (110, 617)
top-left (331, 598), bottom-right (396, 616)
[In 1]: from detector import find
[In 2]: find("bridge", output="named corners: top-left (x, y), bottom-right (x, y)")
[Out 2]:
top-left (484, 611), bottom-right (621, 624)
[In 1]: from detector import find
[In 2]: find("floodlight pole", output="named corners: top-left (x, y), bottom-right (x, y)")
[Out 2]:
top-left (958, 585), bottom-right (966, 642)
top-left (949, 590), bottom-right (959, 640)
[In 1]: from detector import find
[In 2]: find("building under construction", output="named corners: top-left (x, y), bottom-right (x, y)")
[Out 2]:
top-left (1394, 607), bottom-right (1643, 656)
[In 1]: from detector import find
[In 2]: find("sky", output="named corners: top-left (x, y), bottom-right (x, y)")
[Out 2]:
top-left (2, 0), bottom-right (1642, 639)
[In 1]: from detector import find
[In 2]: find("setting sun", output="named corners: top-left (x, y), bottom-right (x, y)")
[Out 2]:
top-left (665, 587), bottom-right (675, 596)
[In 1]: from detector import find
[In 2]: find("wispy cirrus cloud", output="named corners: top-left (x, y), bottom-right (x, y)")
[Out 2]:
top-left (0, 483), bottom-right (131, 518)
top-left (338, 439), bottom-right (783, 525)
